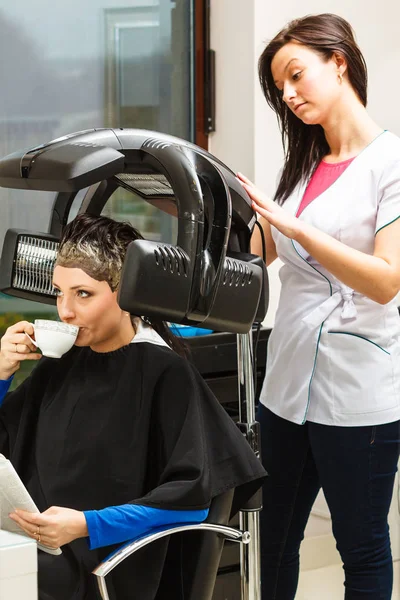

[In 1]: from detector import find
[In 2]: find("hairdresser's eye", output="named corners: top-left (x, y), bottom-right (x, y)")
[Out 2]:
top-left (292, 71), bottom-right (302, 81)
top-left (77, 290), bottom-right (90, 298)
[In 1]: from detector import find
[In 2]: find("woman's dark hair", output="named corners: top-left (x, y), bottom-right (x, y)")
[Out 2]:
top-left (57, 213), bottom-right (188, 357)
top-left (258, 13), bottom-right (368, 204)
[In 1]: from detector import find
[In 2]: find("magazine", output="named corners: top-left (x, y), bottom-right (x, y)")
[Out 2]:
top-left (0, 454), bottom-right (61, 555)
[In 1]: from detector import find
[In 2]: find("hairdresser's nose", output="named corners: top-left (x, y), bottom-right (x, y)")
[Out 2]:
top-left (282, 81), bottom-right (297, 104)
top-left (57, 296), bottom-right (76, 322)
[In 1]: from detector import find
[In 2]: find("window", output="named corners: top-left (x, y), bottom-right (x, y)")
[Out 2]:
top-left (0, 0), bottom-right (208, 387)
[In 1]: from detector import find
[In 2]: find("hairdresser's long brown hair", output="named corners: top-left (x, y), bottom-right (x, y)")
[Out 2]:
top-left (259, 13), bottom-right (368, 204)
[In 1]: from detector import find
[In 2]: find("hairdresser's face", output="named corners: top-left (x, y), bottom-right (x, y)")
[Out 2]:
top-left (53, 266), bottom-right (134, 353)
top-left (271, 42), bottom-right (343, 126)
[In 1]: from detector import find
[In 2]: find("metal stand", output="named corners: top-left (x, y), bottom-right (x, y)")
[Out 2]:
top-left (237, 330), bottom-right (262, 600)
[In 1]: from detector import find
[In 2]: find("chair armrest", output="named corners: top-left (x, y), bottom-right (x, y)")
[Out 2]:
top-left (92, 522), bottom-right (250, 600)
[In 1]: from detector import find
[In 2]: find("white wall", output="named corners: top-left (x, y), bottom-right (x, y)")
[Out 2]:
top-left (209, 0), bottom-right (400, 556)
top-left (208, 1), bottom-right (255, 180)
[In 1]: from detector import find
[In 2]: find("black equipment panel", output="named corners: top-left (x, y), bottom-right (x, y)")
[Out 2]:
top-left (187, 328), bottom-right (270, 598)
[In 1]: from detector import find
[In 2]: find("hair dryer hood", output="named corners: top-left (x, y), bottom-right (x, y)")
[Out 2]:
top-left (0, 128), bottom-right (256, 242)
top-left (0, 129), bottom-right (268, 332)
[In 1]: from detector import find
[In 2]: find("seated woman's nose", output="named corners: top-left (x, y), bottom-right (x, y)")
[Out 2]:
top-left (57, 302), bottom-right (75, 321)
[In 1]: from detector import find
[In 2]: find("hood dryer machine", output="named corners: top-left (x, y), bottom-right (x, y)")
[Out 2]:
top-left (0, 128), bottom-right (267, 600)
top-left (0, 128), bottom-right (268, 333)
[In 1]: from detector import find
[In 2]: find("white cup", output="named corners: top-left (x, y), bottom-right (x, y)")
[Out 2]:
top-left (26, 320), bottom-right (79, 359)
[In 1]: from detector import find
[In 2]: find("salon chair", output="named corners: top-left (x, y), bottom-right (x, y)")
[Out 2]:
top-left (92, 489), bottom-right (249, 600)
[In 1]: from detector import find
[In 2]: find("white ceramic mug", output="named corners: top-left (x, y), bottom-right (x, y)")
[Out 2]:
top-left (26, 320), bottom-right (79, 358)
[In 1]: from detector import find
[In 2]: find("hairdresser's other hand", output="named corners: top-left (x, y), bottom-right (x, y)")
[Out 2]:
top-left (237, 173), bottom-right (302, 240)
top-left (0, 321), bottom-right (42, 380)
top-left (9, 506), bottom-right (88, 548)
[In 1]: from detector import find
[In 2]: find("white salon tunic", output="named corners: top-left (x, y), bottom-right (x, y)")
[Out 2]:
top-left (259, 130), bottom-right (400, 426)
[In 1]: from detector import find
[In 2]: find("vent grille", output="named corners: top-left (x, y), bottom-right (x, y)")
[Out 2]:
top-left (115, 173), bottom-right (174, 197)
top-left (222, 259), bottom-right (253, 287)
top-left (13, 236), bottom-right (58, 295)
top-left (154, 245), bottom-right (188, 276)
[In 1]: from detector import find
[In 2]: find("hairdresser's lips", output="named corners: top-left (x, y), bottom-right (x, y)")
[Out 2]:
top-left (292, 102), bottom-right (307, 113)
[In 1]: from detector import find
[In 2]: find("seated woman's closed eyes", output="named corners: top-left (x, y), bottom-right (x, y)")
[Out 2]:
top-left (0, 213), bottom-right (266, 600)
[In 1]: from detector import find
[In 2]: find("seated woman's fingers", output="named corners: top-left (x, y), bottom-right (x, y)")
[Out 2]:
top-left (5, 321), bottom-right (34, 336)
top-left (1, 322), bottom-right (34, 350)
top-left (13, 333), bottom-right (38, 353)
top-left (1, 329), bottom-right (39, 359)
top-left (13, 344), bottom-right (34, 355)
top-left (18, 352), bottom-right (42, 361)
top-left (9, 511), bottom-right (58, 546)
top-left (8, 512), bottom-right (35, 537)
top-left (4, 341), bottom-right (41, 362)
top-left (0, 322), bottom-right (40, 378)
top-left (12, 346), bottom-right (41, 360)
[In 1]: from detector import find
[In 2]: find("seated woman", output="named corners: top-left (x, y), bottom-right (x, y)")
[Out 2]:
top-left (0, 214), bottom-right (266, 600)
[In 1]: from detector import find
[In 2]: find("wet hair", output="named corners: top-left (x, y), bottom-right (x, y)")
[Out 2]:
top-left (56, 213), bottom-right (188, 357)
top-left (258, 13), bottom-right (368, 204)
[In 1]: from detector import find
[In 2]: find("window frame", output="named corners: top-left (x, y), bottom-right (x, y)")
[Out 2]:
top-left (194, 0), bottom-right (209, 150)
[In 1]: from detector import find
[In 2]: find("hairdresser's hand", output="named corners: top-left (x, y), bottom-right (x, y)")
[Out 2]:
top-left (9, 506), bottom-right (89, 548)
top-left (237, 173), bottom-right (302, 240)
top-left (0, 321), bottom-right (42, 380)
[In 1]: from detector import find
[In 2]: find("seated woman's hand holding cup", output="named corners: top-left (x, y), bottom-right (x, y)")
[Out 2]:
top-left (0, 321), bottom-right (42, 380)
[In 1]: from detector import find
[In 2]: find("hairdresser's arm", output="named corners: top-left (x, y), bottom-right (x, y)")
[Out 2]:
top-left (244, 183), bottom-right (400, 305)
top-left (294, 219), bottom-right (400, 303)
top-left (237, 173), bottom-right (278, 265)
top-left (250, 216), bottom-right (278, 266)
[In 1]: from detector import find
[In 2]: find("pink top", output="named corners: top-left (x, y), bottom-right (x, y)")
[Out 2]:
top-left (296, 157), bottom-right (355, 217)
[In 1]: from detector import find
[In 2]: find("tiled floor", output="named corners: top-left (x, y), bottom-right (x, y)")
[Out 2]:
top-left (296, 560), bottom-right (400, 600)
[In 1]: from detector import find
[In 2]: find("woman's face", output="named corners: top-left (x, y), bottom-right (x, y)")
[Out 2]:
top-left (53, 265), bottom-right (134, 353)
top-left (271, 41), bottom-right (344, 126)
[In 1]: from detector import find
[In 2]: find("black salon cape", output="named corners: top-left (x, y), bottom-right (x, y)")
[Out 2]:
top-left (0, 342), bottom-right (266, 600)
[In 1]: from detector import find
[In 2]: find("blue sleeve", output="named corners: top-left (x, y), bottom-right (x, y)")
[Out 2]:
top-left (0, 376), bottom-right (13, 407)
top-left (84, 504), bottom-right (209, 550)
